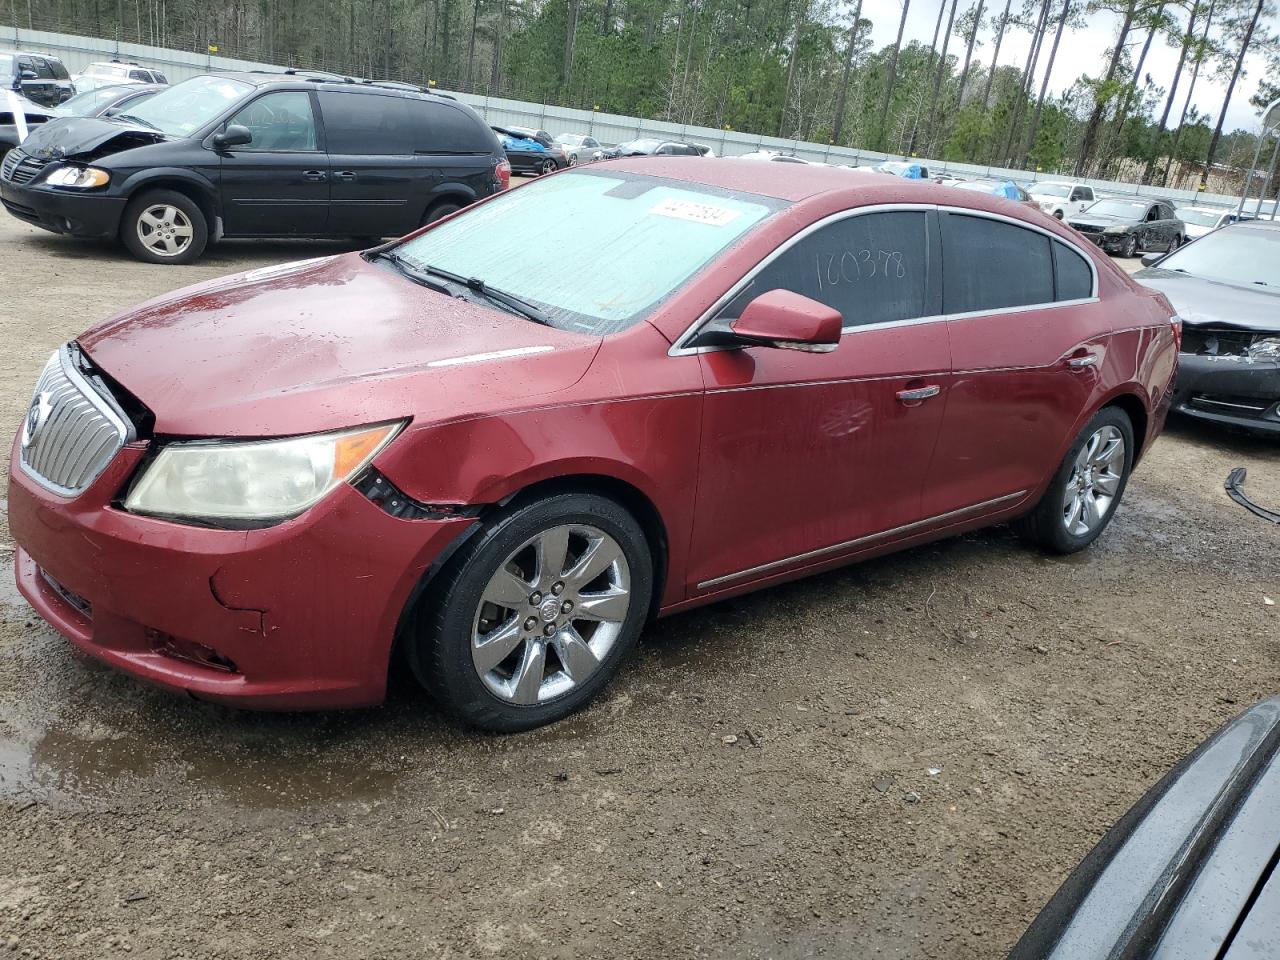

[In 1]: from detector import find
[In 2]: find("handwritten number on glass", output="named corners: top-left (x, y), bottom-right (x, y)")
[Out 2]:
top-left (816, 249), bottom-right (906, 290)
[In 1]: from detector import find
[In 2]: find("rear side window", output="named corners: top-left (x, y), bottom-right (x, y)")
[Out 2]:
top-left (942, 213), bottom-right (1054, 313)
top-left (153, 72), bottom-right (167, 84)
top-left (1052, 242), bottom-right (1093, 301)
top-left (718, 211), bottom-right (931, 328)
top-left (47, 59), bottom-right (70, 80)
top-left (319, 92), bottom-right (414, 154)
top-left (129, 69), bottom-right (150, 81)
top-left (407, 100), bottom-right (492, 154)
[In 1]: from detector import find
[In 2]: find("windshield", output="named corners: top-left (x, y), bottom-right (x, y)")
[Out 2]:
top-left (119, 75), bottom-right (251, 136)
top-left (1030, 183), bottom-right (1071, 198)
top-left (1087, 199), bottom-right (1147, 218)
top-left (1154, 225), bottom-right (1280, 288)
top-left (54, 85), bottom-right (131, 117)
top-left (1178, 209), bottom-right (1224, 227)
top-left (557, 134), bottom-right (584, 146)
top-left (394, 170), bottom-right (783, 335)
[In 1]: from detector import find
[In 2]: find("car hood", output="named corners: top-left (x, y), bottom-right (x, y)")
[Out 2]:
top-left (1134, 269), bottom-right (1279, 332)
top-left (1069, 213), bottom-right (1135, 229)
top-left (78, 253), bottom-right (602, 437)
top-left (15, 115), bottom-right (167, 160)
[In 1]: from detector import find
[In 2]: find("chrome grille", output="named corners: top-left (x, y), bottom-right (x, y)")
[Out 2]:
top-left (1, 150), bottom-right (49, 185)
top-left (19, 347), bottom-right (133, 496)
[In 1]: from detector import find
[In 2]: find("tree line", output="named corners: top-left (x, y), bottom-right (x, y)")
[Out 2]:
top-left (13, 0), bottom-right (1280, 186)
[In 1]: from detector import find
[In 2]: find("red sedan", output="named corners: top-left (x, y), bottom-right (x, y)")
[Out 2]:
top-left (8, 160), bottom-right (1179, 730)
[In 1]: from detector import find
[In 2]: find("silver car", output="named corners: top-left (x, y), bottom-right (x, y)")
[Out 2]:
top-left (555, 133), bottom-right (604, 165)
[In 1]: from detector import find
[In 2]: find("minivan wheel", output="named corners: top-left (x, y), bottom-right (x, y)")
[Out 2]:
top-left (422, 199), bottom-right (462, 226)
top-left (121, 190), bottom-right (207, 265)
top-left (1012, 407), bottom-right (1135, 554)
top-left (408, 492), bottom-right (653, 732)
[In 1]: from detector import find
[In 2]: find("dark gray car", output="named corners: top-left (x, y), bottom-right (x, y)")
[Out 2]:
top-left (1069, 198), bottom-right (1185, 258)
top-left (1135, 220), bottom-right (1280, 436)
top-left (1010, 695), bottom-right (1280, 959)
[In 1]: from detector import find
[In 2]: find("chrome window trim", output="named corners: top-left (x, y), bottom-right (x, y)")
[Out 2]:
top-left (696, 489), bottom-right (1028, 591)
top-left (668, 202), bottom-right (1100, 357)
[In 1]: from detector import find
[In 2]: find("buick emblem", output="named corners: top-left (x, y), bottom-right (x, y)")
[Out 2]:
top-left (21, 391), bottom-right (52, 449)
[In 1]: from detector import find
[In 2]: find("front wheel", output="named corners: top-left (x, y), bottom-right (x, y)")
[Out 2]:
top-left (1013, 407), bottom-right (1135, 554)
top-left (1120, 234), bottom-right (1138, 258)
top-left (407, 492), bottom-right (654, 731)
top-left (1053, 210), bottom-right (1064, 220)
top-left (121, 190), bottom-right (208, 264)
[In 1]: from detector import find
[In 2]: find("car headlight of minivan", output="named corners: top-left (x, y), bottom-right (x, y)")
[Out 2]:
top-left (43, 166), bottom-right (110, 189)
top-left (1246, 336), bottom-right (1280, 362)
top-left (1103, 224), bottom-right (1130, 234)
top-left (124, 421), bottom-right (404, 523)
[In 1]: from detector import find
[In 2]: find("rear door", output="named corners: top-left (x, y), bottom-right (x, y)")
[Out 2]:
top-left (318, 91), bottom-right (425, 238)
top-left (217, 90), bottom-right (329, 236)
top-left (927, 211), bottom-right (1104, 515)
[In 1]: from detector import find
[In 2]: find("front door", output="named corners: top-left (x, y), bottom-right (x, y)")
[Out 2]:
top-left (217, 90), bottom-right (329, 237)
top-left (687, 208), bottom-right (952, 594)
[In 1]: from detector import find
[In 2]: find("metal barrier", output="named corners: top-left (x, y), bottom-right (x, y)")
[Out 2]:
top-left (4, 22), bottom-right (1249, 209)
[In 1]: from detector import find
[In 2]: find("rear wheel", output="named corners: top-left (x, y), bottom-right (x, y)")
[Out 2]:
top-left (121, 190), bottom-right (208, 265)
top-left (407, 492), bottom-right (653, 731)
top-left (567, 153), bottom-right (579, 166)
top-left (538, 158), bottom-right (556, 176)
top-left (1013, 407), bottom-right (1135, 554)
top-left (421, 199), bottom-right (462, 226)
top-left (1167, 234), bottom-right (1181, 252)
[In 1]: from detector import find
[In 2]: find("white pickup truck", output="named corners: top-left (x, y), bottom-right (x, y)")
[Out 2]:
top-left (1027, 181), bottom-right (1097, 219)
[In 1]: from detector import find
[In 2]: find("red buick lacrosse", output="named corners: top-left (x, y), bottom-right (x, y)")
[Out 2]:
top-left (8, 159), bottom-right (1179, 730)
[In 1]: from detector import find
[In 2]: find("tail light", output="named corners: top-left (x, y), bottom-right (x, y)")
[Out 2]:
top-left (496, 159), bottom-right (511, 191)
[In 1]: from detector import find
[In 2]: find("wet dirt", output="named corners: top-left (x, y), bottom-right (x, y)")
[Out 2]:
top-left (0, 210), bottom-right (1278, 959)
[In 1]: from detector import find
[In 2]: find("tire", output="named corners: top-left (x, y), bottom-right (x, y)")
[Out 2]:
top-left (1012, 406), bottom-right (1135, 554)
top-left (538, 159), bottom-right (556, 176)
top-left (421, 199), bottom-right (463, 226)
top-left (1053, 209), bottom-right (1064, 220)
top-left (407, 492), bottom-right (654, 732)
top-left (567, 153), bottom-right (578, 166)
top-left (1121, 234), bottom-right (1138, 258)
top-left (120, 189), bottom-right (208, 265)
top-left (1167, 234), bottom-right (1181, 252)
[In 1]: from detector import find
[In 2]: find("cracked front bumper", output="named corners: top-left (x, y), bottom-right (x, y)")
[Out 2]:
top-left (1172, 352), bottom-right (1280, 435)
top-left (7, 432), bottom-right (475, 710)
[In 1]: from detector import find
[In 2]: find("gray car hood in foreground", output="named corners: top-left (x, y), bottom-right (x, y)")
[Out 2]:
top-left (1135, 268), bottom-right (1279, 333)
top-left (1009, 696), bottom-right (1280, 959)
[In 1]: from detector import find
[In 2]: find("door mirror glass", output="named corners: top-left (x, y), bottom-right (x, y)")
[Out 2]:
top-left (19, 69), bottom-right (37, 80)
top-left (1140, 253), bottom-right (1164, 267)
top-left (729, 290), bottom-right (842, 353)
top-left (214, 123), bottom-right (254, 149)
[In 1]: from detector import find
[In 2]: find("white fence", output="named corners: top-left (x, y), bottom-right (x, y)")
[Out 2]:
top-left (6, 22), bottom-right (1254, 210)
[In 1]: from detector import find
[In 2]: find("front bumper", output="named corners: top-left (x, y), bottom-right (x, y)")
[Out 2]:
top-left (0, 178), bottom-right (126, 239)
top-left (8, 432), bottom-right (476, 710)
top-left (1172, 351), bottom-right (1280, 435)
top-left (1076, 231), bottom-right (1130, 253)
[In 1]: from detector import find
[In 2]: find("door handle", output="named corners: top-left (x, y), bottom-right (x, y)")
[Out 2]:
top-left (896, 385), bottom-right (941, 403)
top-left (334, 170), bottom-right (357, 182)
top-left (303, 170), bottom-right (327, 182)
top-left (1067, 354), bottom-right (1098, 369)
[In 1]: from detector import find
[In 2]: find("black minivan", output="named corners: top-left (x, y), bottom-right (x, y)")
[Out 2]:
top-left (0, 72), bottom-right (509, 263)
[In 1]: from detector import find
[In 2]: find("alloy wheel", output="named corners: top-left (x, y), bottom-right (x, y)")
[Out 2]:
top-left (539, 159), bottom-right (555, 175)
top-left (567, 153), bottom-right (578, 166)
top-left (1061, 425), bottom-right (1126, 537)
top-left (471, 524), bottom-right (631, 705)
top-left (136, 204), bottom-right (193, 258)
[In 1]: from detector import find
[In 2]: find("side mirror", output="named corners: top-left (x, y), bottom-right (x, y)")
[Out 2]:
top-left (213, 124), bottom-right (253, 149)
top-left (19, 69), bottom-right (38, 80)
top-left (1140, 253), bottom-right (1164, 267)
top-left (729, 289), bottom-right (843, 353)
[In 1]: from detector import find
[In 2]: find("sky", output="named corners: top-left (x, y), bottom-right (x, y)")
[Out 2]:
top-left (857, 0), bottom-right (1277, 133)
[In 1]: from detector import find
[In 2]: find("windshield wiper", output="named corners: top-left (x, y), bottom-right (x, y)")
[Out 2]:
top-left (418, 263), bottom-right (553, 327)
top-left (113, 113), bottom-right (160, 131)
top-left (373, 250), bottom-right (454, 296)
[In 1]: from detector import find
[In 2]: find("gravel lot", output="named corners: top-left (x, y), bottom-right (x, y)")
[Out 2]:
top-left (0, 202), bottom-right (1277, 960)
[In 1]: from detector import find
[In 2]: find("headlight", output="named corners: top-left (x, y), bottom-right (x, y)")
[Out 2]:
top-left (123, 421), bottom-right (404, 523)
top-left (1247, 336), bottom-right (1280, 362)
top-left (1039, 201), bottom-right (1054, 210)
top-left (1103, 224), bottom-right (1130, 234)
top-left (43, 166), bottom-right (110, 189)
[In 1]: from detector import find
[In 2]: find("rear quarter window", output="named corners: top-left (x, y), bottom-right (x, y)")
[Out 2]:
top-left (1052, 241), bottom-right (1094, 301)
top-left (408, 100), bottom-right (493, 154)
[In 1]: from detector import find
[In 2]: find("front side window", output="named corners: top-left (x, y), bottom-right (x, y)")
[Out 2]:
top-left (395, 170), bottom-right (783, 335)
top-left (228, 92), bottom-right (317, 151)
top-left (942, 213), bottom-right (1054, 313)
top-left (717, 211), bottom-right (930, 329)
top-left (1145, 206), bottom-right (1161, 222)
top-left (121, 75), bottom-right (252, 137)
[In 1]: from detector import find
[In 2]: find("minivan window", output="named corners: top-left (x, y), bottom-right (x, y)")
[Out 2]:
top-left (718, 211), bottom-right (930, 329)
top-left (410, 100), bottom-right (492, 154)
top-left (319, 92), bottom-right (414, 154)
top-left (942, 213), bottom-right (1054, 313)
top-left (394, 170), bottom-right (783, 335)
top-left (120, 75), bottom-right (252, 136)
top-left (228, 92), bottom-right (317, 151)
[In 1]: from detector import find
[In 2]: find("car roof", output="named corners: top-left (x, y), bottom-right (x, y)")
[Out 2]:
top-left (1226, 218), bottom-right (1280, 232)
top-left (212, 70), bottom-right (457, 101)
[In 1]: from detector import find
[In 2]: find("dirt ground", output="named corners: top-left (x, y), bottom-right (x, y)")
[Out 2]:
top-left (0, 202), bottom-right (1277, 960)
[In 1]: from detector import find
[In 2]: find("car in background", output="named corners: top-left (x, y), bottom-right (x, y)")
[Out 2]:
top-left (736, 150), bottom-right (817, 164)
top-left (601, 138), bottom-right (701, 158)
top-left (1, 50), bottom-right (75, 108)
top-left (1009, 694), bottom-right (1280, 959)
top-left (1, 73), bottom-right (508, 263)
top-left (72, 60), bottom-right (168, 92)
top-left (1177, 205), bottom-right (1255, 239)
top-left (863, 161), bottom-right (928, 179)
top-left (1135, 219), bottom-right (1279, 435)
top-left (693, 144), bottom-right (716, 157)
top-left (493, 126), bottom-right (567, 176)
top-left (0, 95), bottom-right (53, 162)
top-left (1027, 181), bottom-right (1096, 220)
top-left (6, 161), bottom-right (1177, 730)
top-left (555, 133), bottom-right (604, 165)
top-left (52, 83), bottom-right (164, 120)
top-left (1069, 198), bottom-right (1185, 258)
top-left (954, 178), bottom-right (1038, 209)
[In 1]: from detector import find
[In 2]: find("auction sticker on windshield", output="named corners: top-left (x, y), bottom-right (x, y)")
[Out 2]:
top-left (649, 198), bottom-right (742, 227)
